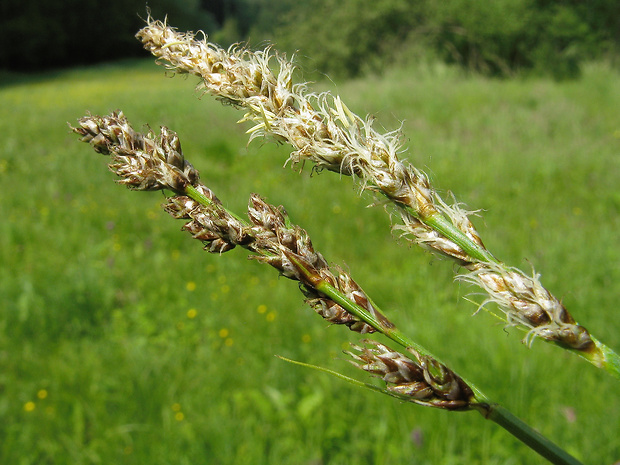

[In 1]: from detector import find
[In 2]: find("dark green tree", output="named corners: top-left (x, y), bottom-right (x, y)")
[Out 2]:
top-left (0, 0), bottom-right (216, 71)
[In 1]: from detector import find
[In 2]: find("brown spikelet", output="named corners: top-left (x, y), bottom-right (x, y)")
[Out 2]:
top-left (347, 340), bottom-right (482, 411)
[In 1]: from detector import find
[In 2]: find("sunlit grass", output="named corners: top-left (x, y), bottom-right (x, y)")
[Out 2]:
top-left (1, 59), bottom-right (619, 464)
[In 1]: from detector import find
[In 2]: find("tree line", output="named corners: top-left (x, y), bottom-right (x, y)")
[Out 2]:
top-left (2, 0), bottom-right (618, 79)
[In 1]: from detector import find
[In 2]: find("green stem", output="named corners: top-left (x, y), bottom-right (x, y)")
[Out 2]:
top-left (185, 184), bottom-right (214, 206)
top-left (591, 337), bottom-right (620, 379)
top-left (487, 405), bottom-right (583, 465)
top-left (422, 209), bottom-right (620, 379)
top-left (181, 186), bottom-right (583, 464)
top-left (422, 210), bottom-right (498, 264)
top-left (289, 254), bottom-right (582, 465)
top-left (280, 356), bottom-right (582, 465)
top-left (187, 185), bottom-right (620, 380)
top-left (308, 266), bottom-right (490, 401)
top-left (185, 184), bottom-right (247, 224)
top-left (314, 276), bottom-right (428, 356)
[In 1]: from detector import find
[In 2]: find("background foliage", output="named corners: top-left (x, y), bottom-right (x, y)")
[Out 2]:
top-left (1, 55), bottom-right (619, 463)
top-left (1, 2), bottom-right (620, 464)
top-left (2, 0), bottom-right (618, 78)
top-left (0, 0), bottom-right (215, 71)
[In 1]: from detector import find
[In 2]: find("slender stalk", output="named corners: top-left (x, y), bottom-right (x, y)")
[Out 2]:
top-left (423, 210), bottom-right (497, 264)
top-left (425, 208), bottom-right (620, 378)
top-left (184, 188), bottom-right (582, 465)
top-left (282, 351), bottom-right (583, 465)
top-left (487, 405), bottom-right (583, 465)
top-left (186, 184), bottom-right (217, 208)
top-left (591, 337), bottom-right (620, 378)
top-left (278, 357), bottom-right (581, 465)
top-left (422, 209), bottom-right (620, 377)
top-left (186, 184), bottom-right (247, 224)
top-left (281, 253), bottom-right (582, 465)
top-left (276, 355), bottom-right (408, 401)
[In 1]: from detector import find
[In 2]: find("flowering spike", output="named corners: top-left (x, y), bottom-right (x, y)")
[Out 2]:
top-left (72, 111), bottom-right (391, 334)
top-left (347, 340), bottom-right (484, 412)
top-left (134, 19), bottom-right (606, 356)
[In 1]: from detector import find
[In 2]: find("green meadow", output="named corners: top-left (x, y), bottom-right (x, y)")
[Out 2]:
top-left (1, 58), bottom-right (619, 464)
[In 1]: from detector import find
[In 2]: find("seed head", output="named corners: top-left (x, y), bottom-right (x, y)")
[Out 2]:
top-left (347, 340), bottom-right (481, 411)
top-left (72, 111), bottom-right (202, 194)
top-left (463, 263), bottom-right (594, 351)
top-left (135, 18), bottom-right (477, 261)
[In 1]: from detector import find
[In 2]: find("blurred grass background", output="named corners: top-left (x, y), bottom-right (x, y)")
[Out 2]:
top-left (1, 56), bottom-right (619, 464)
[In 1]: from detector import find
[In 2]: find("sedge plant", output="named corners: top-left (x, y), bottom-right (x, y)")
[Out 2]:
top-left (68, 16), bottom-right (620, 465)
top-left (133, 17), bottom-right (620, 378)
top-left (73, 111), bottom-right (582, 464)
